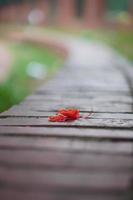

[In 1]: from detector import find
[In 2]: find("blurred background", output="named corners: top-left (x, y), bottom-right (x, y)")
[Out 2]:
top-left (0, 0), bottom-right (133, 112)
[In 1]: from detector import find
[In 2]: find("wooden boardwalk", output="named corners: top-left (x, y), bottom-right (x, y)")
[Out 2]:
top-left (0, 37), bottom-right (133, 200)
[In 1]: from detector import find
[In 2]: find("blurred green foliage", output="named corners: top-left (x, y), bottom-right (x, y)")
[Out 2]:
top-left (0, 0), bottom-right (22, 5)
top-left (107, 0), bottom-right (129, 12)
top-left (0, 42), bottom-right (63, 112)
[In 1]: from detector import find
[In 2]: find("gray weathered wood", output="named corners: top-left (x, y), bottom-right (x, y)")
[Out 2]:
top-left (1, 117), bottom-right (133, 128)
top-left (0, 36), bottom-right (133, 200)
top-left (0, 126), bottom-right (133, 140)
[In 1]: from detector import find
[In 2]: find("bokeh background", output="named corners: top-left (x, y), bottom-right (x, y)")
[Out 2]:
top-left (0, 0), bottom-right (133, 112)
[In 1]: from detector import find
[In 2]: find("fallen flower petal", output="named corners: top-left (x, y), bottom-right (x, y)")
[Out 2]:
top-left (48, 114), bottom-right (67, 122)
top-left (48, 109), bottom-right (93, 122)
top-left (58, 109), bottom-right (80, 120)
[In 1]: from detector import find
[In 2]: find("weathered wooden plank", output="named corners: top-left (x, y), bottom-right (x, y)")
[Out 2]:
top-left (43, 84), bottom-right (129, 92)
top-left (0, 117), bottom-right (133, 128)
top-left (0, 149), bottom-right (132, 171)
top-left (1, 108), bottom-right (133, 119)
top-left (35, 89), bottom-right (130, 96)
top-left (71, 140), bottom-right (133, 154)
top-left (48, 77), bottom-right (128, 84)
top-left (0, 168), bottom-right (131, 192)
top-left (23, 98), bottom-right (133, 106)
top-left (0, 127), bottom-right (133, 140)
top-left (0, 191), bottom-right (54, 200)
top-left (20, 100), bottom-right (132, 107)
top-left (0, 136), bottom-right (71, 151)
top-left (0, 136), bottom-right (132, 154)
top-left (37, 86), bottom-right (130, 94)
top-left (0, 149), bottom-right (70, 169)
top-left (45, 72), bottom-right (129, 89)
top-left (26, 94), bottom-right (133, 104)
top-left (6, 102), bottom-right (132, 113)
top-left (0, 190), bottom-right (126, 200)
top-left (0, 107), bottom-right (51, 117)
top-left (70, 152), bottom-right (133, 171)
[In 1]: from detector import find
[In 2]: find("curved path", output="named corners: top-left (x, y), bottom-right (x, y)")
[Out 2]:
top-left (0, 33), bottom-right (133, 200)
top-left (0, 42), bottom-right (12, 83)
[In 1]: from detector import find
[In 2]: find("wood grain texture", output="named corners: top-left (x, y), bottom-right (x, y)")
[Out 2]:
top-left (0, 40), bottom-right (133, 200)
top-left (0, 126), bottom-right (133, 140)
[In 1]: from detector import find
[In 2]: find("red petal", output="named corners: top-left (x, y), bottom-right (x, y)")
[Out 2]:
top-left (48, 114), bottom-right (67, 122)
top-left (58, 109), bottom-right (80, 120)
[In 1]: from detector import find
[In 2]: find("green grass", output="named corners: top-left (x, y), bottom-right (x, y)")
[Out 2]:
top-left (82, 30), bottom-right (133, 61)
top-left (0, 42), bottom-right (63, 112)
